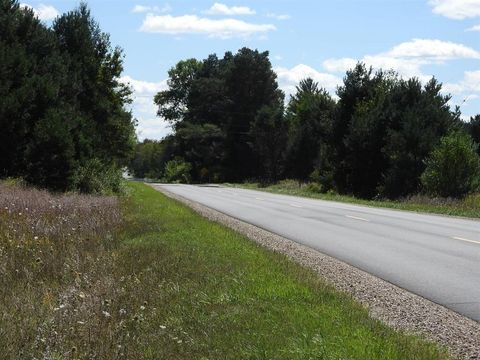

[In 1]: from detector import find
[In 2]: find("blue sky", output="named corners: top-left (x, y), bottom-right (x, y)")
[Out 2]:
top-left (22, 0), bottom-right (480, 139)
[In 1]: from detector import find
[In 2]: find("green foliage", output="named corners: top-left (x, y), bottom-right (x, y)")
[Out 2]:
top-left (286, 78), bottom-right (336, 182)
top-left (129, 138), bottom-right (172, 179)
top-left (153, 48), bottom-right (283, 183)
top-left (421, 131), bottom-right (480, 198)
top-left (465, 114), bottom-right (480, 156)
top-left (250, 105), bottom-right (288, 181)
top-left (164, 158), bottom-right (192, 183)
top-left (333, 64), bottom-right (459, 199)
top-left (71, 158), bottom-right (124, 194)
top-left (0, 0), bottom-right (135, 192)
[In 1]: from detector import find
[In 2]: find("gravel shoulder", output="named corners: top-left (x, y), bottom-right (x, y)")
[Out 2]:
top-left (152, 184), bottom-right (480, 360)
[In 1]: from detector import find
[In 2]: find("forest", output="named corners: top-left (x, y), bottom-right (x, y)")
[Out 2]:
top-left (0, 0), bottom-right (136, 193)
top-left (1, 0), bottom-right (479, 200)
top-left (130, 50), bottom-right (480, 199)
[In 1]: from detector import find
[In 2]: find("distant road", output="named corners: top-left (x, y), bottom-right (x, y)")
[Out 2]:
top-left (157, 184), bottom-right (480, 322)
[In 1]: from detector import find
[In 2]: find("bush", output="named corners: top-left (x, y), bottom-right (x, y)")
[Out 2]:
top-left (71, 159), bottom-right (124, 194)
top-left (164, 158), bottom-right (192, 183)
top-left (305, 182), bottom-right (324, 193)
top-left (421, 131), bottom-right (480, 198)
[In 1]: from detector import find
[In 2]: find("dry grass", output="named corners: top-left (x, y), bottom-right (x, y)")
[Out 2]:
top-left (232, 180), bottom-right (480, 218)
top-left (0, 182), bottom-right (124, 358)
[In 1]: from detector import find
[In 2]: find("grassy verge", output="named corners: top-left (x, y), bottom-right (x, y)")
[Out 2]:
top-left (227, 180), bottom-right (480, 219)
top-left (0, 181), bottom-right (451, 359)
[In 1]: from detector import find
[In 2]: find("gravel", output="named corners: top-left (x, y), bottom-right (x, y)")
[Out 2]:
top-left (152, 184), bottom-right (480, 359)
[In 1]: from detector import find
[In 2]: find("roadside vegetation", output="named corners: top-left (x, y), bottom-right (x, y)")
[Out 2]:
top-left (0, 181), bottom-right (452, 359)
top-left (229, 180), bottom-right (480, 219)
top-left (0, 1), bottom-right (135, 193)
top-left (129, 51), bottom-right (480, 205)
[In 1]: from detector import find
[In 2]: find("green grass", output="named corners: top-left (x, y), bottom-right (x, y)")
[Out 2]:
top-left (0, 181), bottom-right (452, 359)
top-left (118, 182), bottom-right (450, 359)
top-left (227, 180), bottom-right (480, 219)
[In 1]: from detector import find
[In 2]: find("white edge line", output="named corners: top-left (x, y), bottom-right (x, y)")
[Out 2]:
top-left (289, 203), bottom-right (303, 208)
top-left (452, 236), bottom-right (480, 245)
top-left (345, 215), bottom-right (370, 222)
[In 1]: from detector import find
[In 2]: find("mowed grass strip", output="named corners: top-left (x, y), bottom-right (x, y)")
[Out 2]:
top-left (229, 180), bottom-right (480, 219)
top-left (122, 182), bottom-right (449, 359)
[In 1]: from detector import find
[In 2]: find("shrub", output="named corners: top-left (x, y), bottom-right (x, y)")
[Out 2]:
top-left (164, 158), bottom-right (192, 183)
top-left (305, 182), bottom-right (324, 193)
top-left (71, 159), bottom-right (124, 194)
top-left (421, 131), bottom-right (480, 198)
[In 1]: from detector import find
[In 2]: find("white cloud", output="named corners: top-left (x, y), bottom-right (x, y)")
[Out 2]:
top-left (386, 38), bottom-right (480, 60)
top-left (20, 3), bottom-right (59, 21)
top-left (444, 70), bottom-right (480, 94)
top-left (121, 76), bottom-right (167, 95)
top-left (266, 13), bottom-right (291, 20)
top-left (132, 4), bottom-right (172, 14)
top-left (323, 39), bottom-right (480, 83)
top-left (323, 56), bottom-right (428, 80)
top-left (466, 24), bottom-right (480, 31)
top-left (428, 0), bottom-right (480, 19)
top-left (139, 14), bottom-right (275, 38)
top-left (275, 64), bottom-right (342, 100)
top-left (120, 76), bottom-right (170, 140)
top-left (205, 3), bottom-right (255, 15)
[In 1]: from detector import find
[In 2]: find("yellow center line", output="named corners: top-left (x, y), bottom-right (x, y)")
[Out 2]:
top-left (345, 215), bottom-right (370, 222)
top-left (452, 236), bottom-right (480, 245)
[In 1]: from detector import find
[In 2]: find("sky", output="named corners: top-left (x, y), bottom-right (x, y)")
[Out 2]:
top-left (22, 0), bottom-right (480, 140)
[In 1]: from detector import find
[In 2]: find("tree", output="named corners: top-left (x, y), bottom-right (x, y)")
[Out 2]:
top-left (129, 139), bottom-right (171, 179)
top-left (381, 78), bottom-right (460, 198)
top-left (164, 158), bottom-right (192, 183)
top-left (0, 1), bottom-right (136, 192)
top-left (250, 105), bottom-right (288, 182)
top-left (0, 0), bottom-right (66, 182)
top-left (465, 114), bottom-right (480, 156)
top-left (154, 59), bottom-right (202, 127)
top-left (222, 48), bottom-right (284, 181)
top-left (153, 48), bottom-right (283, 183)
top-left (421, 131), bottom-right (480, 198)
top-left (334, 64), bottom-right (393, 197)
top-left (53, 3), bottom-right (136, 167)
top-left (286, 78), bottom-right (336, 183)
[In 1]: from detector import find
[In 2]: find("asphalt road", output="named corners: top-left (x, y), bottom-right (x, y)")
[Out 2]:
top-left (158, 184), bottom-right (480, 322)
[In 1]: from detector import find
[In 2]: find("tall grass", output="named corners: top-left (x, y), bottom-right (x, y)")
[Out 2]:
top-left (0, 182), bottom-right (123, 358)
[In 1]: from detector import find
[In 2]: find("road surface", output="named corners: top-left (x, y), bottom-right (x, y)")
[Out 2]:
top-left (157, 184), bottom-right (480, 322)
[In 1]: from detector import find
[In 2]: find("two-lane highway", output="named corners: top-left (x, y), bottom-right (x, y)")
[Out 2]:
top-left (156, 184), bottom-right (480, 322)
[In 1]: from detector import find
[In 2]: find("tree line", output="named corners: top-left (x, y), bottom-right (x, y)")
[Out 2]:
top-left (130, 48), bottom-right (480, 199)
top-left (0, 0), bottom-right (136, 193)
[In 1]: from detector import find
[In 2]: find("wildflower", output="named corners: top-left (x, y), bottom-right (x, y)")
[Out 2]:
top-left (34, 236), bottom-right (38, 240)
top-left (159, 325), bottom-right (166, 329)
top-left (77, 321), bottom-right (85, 325)
top-left (102, 311), bottom-right (111, 318)
top-left (140, 305), bottom-right (145, 311)
top-left (119, 308), bottom-right (127, 316)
